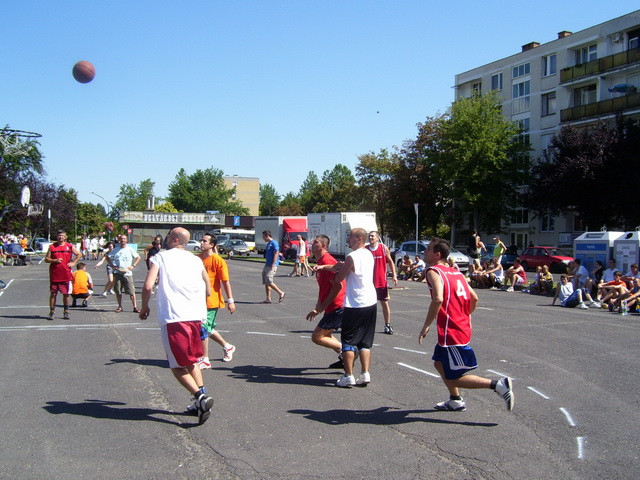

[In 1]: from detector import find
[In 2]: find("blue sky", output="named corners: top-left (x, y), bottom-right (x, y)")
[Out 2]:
top-left (3, 2), bottom-right (639, 210)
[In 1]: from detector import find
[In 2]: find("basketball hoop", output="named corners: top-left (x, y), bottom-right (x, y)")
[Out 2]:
top-left (0, 128), bottom-right (42, 159)
top-left (27, 204), bottom-right (44, 216)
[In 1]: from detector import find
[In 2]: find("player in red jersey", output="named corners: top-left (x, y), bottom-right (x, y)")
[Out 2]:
top-left (45, 230), bottom-right (83, 320)
top-left (418, 237), bottom-right (514, 412)
top-left (367, 231), bottom-right (397, 334)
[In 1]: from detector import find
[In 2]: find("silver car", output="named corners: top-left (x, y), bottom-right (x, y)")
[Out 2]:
top-left (394, 240), bottom-right (469, 272)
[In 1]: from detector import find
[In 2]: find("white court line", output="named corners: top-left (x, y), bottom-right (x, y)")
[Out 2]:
top-left (77, 327), bottom-right (108, 330)
top-left (576, 436), bottom-right (585, 459)
top-left (247, 331), bottom-right (286, 336)
top-left (398, 362), bottom-right (440, 378)
top-left (475, 306), bottom-right (494, 311)
top-left (0, 322), bottom-right (140, 331)
top-left (560, 407), bottom-right (576, 426)
top-left (136, 327), bottom-right (160, 330)
top-left (394, 347), bottom-right (427, 355)
top-left (300, 335), bottom-right (311, 338)
top-left (527, 386), bottom-right (550, 399)
top-left (486, 369), bottom-right (511, 378)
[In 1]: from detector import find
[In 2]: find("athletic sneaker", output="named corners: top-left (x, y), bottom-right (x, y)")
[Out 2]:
top-left (222, 345), bottom-right (236, 362)
top-left (495, 377), bottom-right (514, 411)
top-left (577, 302), bottom-right (588, 309)
top-left (328, 355), bottom-right (344, 369)
top-left (198, 357), bottom-right (212, 369)
top-left (82, 300), bottom-right (88, 307)
top-left (102, 292), bottom-right (108, 297)
top-left (435, 398), bottom-right (466, 411)
top-left (384, 324), bottom-right (394, 335)
top-left (336, 374), bottom-right (356, 388)
top-left (590, 301), bottom-right (602, 308)
top-left (506, 287), bottom-right (514, 292)
top-left (48, 310), bottom-right (55, 321)
top-left (186, 399), bottom-right (198, 415)
top-left (63, 310), bottom-right (70, 320)
top-left (196, 393), bottom-right (214, 425)
top-left (355, 372), bottom-right (370, 386)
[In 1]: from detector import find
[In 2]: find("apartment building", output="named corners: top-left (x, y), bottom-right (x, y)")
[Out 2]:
top-left (455, 10), bottom-right (640, 248)
top-left (223, 175), bottom-right (260, 217)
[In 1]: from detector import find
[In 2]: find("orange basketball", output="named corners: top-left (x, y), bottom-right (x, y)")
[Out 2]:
top-left (72, 60), bottom-right (95, 83)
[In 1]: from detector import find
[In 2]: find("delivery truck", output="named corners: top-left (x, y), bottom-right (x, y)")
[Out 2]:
top-left (254, 216), bottom-right (308, 259)
top-left (307, 212), bottom-right (378, 258)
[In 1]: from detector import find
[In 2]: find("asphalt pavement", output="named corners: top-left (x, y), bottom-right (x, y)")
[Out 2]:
top-left (0, 256), bottom-right (638, 479)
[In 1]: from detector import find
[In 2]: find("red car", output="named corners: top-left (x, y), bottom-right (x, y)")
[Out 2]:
top-left (519, 246), bottom-right (573, 273)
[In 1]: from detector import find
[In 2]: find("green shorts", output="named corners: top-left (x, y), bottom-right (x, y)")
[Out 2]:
top-left (202, 308), bottom-right (219, 334)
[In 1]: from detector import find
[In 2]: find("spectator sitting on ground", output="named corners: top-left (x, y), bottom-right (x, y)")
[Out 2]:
top-left (535, 265), bottom-right (554, 295)
top-left (552, 274), bottom-right (600, 309)
top-left (609, 277), bottom-right (640, 313)
top-left (570, 259), bottom-right (589, 290)
top-left (598, 271), bottom-right (629, 307)
top-left (467, 261), bottom-right (484, 288)
top-left (502, 257), bottom-right (526, 292)
top-left (584, 260), bottom-right (604, 296)
top-left (599, 259), bottom-right (618, 286)
top-left (407, 254), bottom-right (426, 281)
top-left (485, 257), bottom-right (504, 290)
top-left (622, 263), bottom-right (640, 288)
top-left (475, 259), bottom-right (493, 288)
top-left (397, 254), bottom-right (412, 280)
top-left (447, 257), bottom-right (460, 271)
top-left (5, 240), bottom-right (26, 265)
top-left (71, 262), bottom-right (93, 307)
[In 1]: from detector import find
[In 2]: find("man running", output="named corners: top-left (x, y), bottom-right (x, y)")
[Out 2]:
top-left (45, 230), bottom-right (82, 320)
top-left (139, 227), bottom-right (214, 425)
top-left (367, 231), bottom-right (397, 334)
top-left (197, 233), bottom-right (236, 369)
top-left (106, 234), bottom-right (141, 313)
top-left (306, 235), bottom-right (346, 368)
top-left (419, 237), bottom-right (514, 412)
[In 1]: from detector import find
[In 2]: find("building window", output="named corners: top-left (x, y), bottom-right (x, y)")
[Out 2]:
top-left (574, 84), bottom-right (596, 106)
top-left (512, 63), bottom-right (530, 79)
top-left (491, 72), bottom-right (503, 91)
top-left (513, 207), bottom-right (529, 225)
top-left (628, 29), bottom-right (639, 50)
top-left (541, 92), bottom-right (556, 116)
top-left (540, 214), bottom-right (555, 232)
top-left (472, 82), bottom-right (481, 95)
top-left (512, 80), bottom-right (531, 114)
top-left (542, 54), bottom-right (556, 76)
top-left (575, 44), bottom-right (597, 65)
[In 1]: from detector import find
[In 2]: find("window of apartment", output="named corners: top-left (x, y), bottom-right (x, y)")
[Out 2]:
top-left (542, 54), bottom-right (557, 76)
top-left (541, 133), bottom-right (554, 159)
top-left (628, 29), bottom-right (640, 50)
top-left (491, 72), bottom-right (503, 91)
top-left (512, 80), bottom-right (531, 114)
top-left (573, 84), bottom-right (597, 106)
top-left (471, 82), bottom-right (482, 95)
top-left (512, 207), bottom-right (529, 225)
top-left (540, 214), bottom-right (555, 232)
top-left (541, 92), bottom-right (557, 116)
top-left (512, 63), bottom-right (530, 79)
top-left (575, 44), bottom-right (597, 65)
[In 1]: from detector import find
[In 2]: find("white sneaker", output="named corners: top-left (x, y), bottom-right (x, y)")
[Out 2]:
top-left (590, 301), bottom-right (602, 308)
top-left (336, 374), bottom-right (356, 388)
top-left (506, 287), bottom-right (514, 292)
top-left (198, 357), bottom-right (211, 369)
top-left (102, 292), bottom-right (108, 297)
top-left (435, 398), bottom-right (466, 411)
top-left (495, 377), bottom-right (514, 411)
top-left (355, 372), bottom-right (370, 386)
top-left (222, 345), bottom-right (236, 362)
top-left (577, 302), bottom-right (588, 309)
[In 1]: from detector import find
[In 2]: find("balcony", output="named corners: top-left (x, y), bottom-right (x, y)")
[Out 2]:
top-left (560, 47), bottom-right (640, 83)
top-left (560, 92), bottom-right (640, 122)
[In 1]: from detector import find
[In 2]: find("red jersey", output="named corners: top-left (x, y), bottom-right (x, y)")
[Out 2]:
top-left (427, 263), bottom-right (472, 346)
top-left (367, 243), bottom-right (388, 289)
top-left (49, 242), bottom-right (74, 282)
top-left (316, 252), bottom-right (345, 313)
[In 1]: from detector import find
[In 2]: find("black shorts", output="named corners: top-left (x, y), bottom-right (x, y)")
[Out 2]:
top-left (375, 286), bottom-right (389, 301)
top-left (317, 308), bottom-right (343, 331)
top-left (340, 304), bottom-right (377, 350)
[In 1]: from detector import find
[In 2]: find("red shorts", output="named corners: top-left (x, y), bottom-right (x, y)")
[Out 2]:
top-left (50, 281), bottom-right (71, 295)
top-left (160, 321), bottom-right (203, 368)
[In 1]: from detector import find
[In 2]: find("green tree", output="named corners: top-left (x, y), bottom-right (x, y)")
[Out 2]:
top-left (77, 202), bottom-right (108, 236)
top-left (168, 167), bottom-right (249, 215)
top-left (278, 192), bottom-right (303, 216)
top-left (113, 179), bottom-right (155, 214)
top-left (154, 200), bottom-right (181, 213)
top-left (307, 164), bottom-right (358, 213)
top-left (299, 171), bottom-right (319, 213)
top-left (259, 183), bottom-right (281, 216)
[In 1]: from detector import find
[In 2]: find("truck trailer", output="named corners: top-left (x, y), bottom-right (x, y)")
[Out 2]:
top-left (254, 216), bottom-right (308, 259)
top-left (307, 212), bottom-right (378, 259)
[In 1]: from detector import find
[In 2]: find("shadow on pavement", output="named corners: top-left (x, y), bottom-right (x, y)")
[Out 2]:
top-left (288, 406), bottom-right (499, 427)
top-left (226, 364), bottom-right (338, 387)
top-left (106, 358), bottom-right (169, 368)
top-left (42, 399), bottom-right (191, 426)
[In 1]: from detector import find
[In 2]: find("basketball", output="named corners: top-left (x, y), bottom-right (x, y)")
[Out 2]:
top-left (72, 60), bottom-right (95, 83)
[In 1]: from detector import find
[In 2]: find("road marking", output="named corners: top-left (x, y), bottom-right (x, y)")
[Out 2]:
top-left (486, 369), bottom-right (511, 377)
top-left (475, 306), bottom-right (494, 311)
top-left (394, 347), bottom-right (427, 355)
top-left (398, 362), bottom-right (439, 377)
top-left (527, 386), bottom-right (549, 399)
top-left (136, 327), bottom-right (160, 331)
top-left (576, 436), bottom-right (585, 459)
top-left (560, 407), bottom-right (576, 426)
top-left (300, 335), bottom-right (311, 339)
top-left (247, 331), bottom-right (286, 336)
top-left (0, 322), bottom-right (140, 331)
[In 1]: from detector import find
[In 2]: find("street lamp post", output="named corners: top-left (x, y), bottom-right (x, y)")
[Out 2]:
top-left (90, 191), bottom-right (113, 240)
top-left (414, 203), bottom-right (419, 254)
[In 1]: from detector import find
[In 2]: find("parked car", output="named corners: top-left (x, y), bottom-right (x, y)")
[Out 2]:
top-left (218, 239), bottom-right (251, 256)
top-left (185, 239), bottom-right (200, 251)
top-left (32, 237), bottom-right (50, 252)
top-left (519, 246), bottom-right (573, 273)
top-left (394, 240), bottom-right (469, 272)
top-left (481, 244), bottom-right (519, 268)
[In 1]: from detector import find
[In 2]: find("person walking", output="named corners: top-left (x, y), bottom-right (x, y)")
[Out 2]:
top-left (418, 237), bottom-right (514, 412)
top-left (139, 227), bottom-right (214, 425)
top-left (45, 230), bottom-right (83, 320)
top-left (261, 230), bottom-right (285, 304)
top-left (106, 234), bottom-right (141, 313)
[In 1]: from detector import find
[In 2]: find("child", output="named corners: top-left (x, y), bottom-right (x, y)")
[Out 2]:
top-left (71, 262), bottom-right (93, 307)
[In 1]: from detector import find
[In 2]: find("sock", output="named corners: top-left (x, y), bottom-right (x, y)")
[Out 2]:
top-left (450, 395), bottom-right (462, 401)
top-left (195, 386), bottom-right (206, 398)
top-left (490, 380), bottom-right (498, 390)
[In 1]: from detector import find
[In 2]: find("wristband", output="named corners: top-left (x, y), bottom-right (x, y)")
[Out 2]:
top-left (226, 298), bottom-right (234, 303)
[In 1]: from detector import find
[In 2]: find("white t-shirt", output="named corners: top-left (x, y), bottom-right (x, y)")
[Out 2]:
top-left (344, 247), bottom-right (377, 308)
top-left (151, 248), bottom-right (207, 326)
top-left (575, 265), bottom-right (589, 286)
top-left (602, 268), bottom-right (616, 283)
top-left (298, 240), bottom-right (306, 257)
top-left (558, 282), bottom-right (574, 306)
